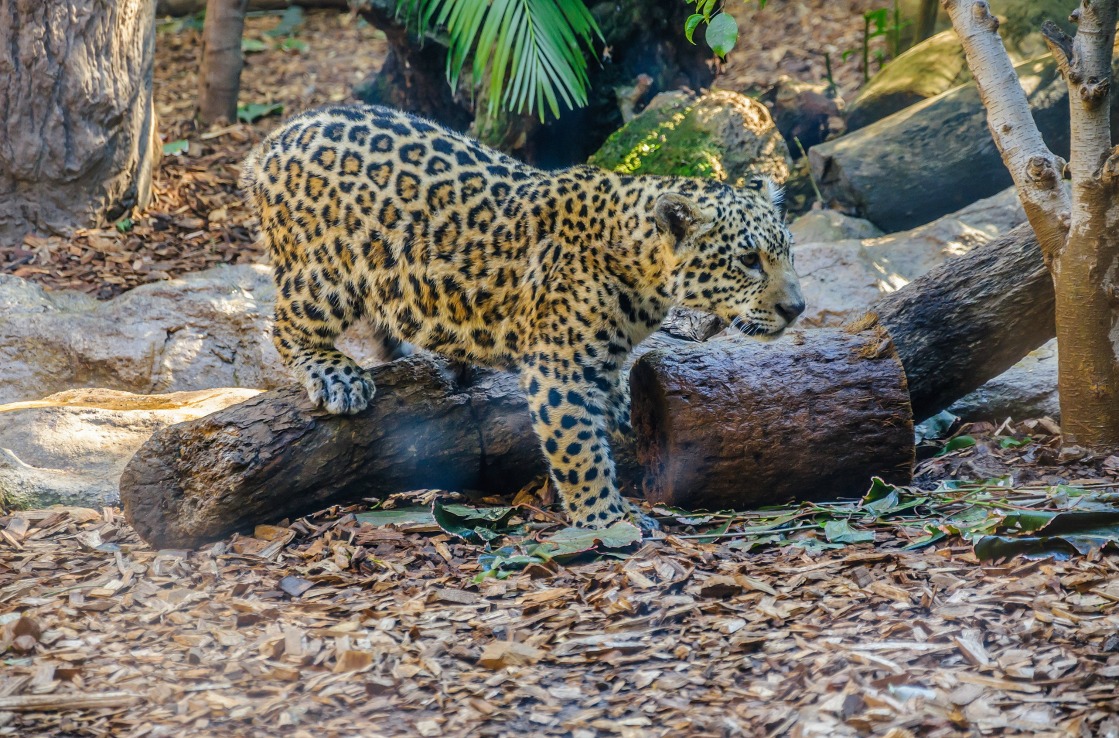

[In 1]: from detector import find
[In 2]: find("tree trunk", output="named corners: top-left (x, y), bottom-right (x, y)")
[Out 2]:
top-left (914, 0), bottom-right (940, 45)
top-left (1043, 7), bottom-right (1119, 447)
top-left (945, 0), bottom-right (1119, 451)
top-left (630, 327), bottom-right (913, 510)
top-left (0, 0), bottom-right (158, 243)
top-left (809, 52), bottom-right (1119, 233)
top-left (870, 223), bottom-right (1054, 420)
top-left (197, 0), bottom-right (249, 125)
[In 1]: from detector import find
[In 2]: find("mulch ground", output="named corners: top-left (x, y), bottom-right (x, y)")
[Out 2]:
top-left (3, 423), bottom-right (1119, 737)
top-left (1, 1), bottom-right (880, 300)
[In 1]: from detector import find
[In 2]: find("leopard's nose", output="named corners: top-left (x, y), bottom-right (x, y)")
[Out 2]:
top-left (776, 299), bottom-right (805, 323)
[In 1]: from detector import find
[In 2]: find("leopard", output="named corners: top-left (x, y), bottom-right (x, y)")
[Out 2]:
top-left (241, 103), bottom-right (805, 532)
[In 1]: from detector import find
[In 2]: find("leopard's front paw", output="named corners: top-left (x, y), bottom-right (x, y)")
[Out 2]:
top-left (306, 368), bottom-right (376, 415)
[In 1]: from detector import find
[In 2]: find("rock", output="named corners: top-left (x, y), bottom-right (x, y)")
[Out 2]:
top-left (850, 0), bottom-right (1079, 133)
top-left (789, 210), bottom-right (883, 243)
top-left (797, 187), bottom-right (1025, 327)
top-left (588, 89), bottom-right (792, 186)
top-left (949, 340), bottom-right (1059, 422)
top-left (0, 388), bottom-right (259, 509)
top-left (760, 77), bottom-right (845, 153)
top-left (809, 50), bottom-right (1104, 233)
top-left (0, 264), bottom-right (389, 405)
top-left (845, 31), bottom-right (972, 132)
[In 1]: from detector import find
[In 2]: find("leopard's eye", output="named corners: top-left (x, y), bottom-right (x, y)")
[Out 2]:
top-left (740, 252), bottom-right (760, 269)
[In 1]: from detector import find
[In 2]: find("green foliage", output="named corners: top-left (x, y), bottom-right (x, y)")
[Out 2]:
top-left (237, 102), bottom-right (284, 123)
top-left (842, 1), bottom-right (911, 81)
top-left (162, 139), bottom-right (190, 156)
top-left (393, 0), bottom-right (600, 120)
top-left (683, 0), bottom-right (743, 59)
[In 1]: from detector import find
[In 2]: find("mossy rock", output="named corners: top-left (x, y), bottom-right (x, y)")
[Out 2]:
top-left (587, 89), bottom-right (791, 186)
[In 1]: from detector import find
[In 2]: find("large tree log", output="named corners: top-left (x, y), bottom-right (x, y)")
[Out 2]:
top-left (121, 227), bottom-right (1055, 548)
top-left (0, 0), bottom-right (159, 243)
top-left (874, 223), bottom-right (1054, 421)
top-left (121, 335), bottom-right (680, 548)
top-left (630, 328), bottom-right (913, 510)
top-left (810, 52), bottom-right (1119, 233)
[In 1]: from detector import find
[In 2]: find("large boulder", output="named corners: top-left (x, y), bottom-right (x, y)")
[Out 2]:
top-left (0, 265), bottom-right (387, 405)
top-left (796, 187), bottom-right (1025, 327)
top-left (0, 388), bottom-right (259, 508)
top-left (588, 89), bottom-right (793, 186)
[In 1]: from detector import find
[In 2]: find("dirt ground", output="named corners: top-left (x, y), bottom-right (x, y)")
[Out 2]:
top-left (3, 425), bottom-right (1119, 737)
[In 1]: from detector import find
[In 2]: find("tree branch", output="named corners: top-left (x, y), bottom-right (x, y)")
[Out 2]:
top-left (942, 0), bottom-right (1072, 263)
top-left (1059, 0), bottom-right (1118, 187)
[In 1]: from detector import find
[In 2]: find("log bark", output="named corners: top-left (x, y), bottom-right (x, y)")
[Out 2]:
top-left (0, 0), bottom-right (158, 243)
top-left (121, 335), bottom-right (679, 548)
top-left (809, 52), bottom-right (1119, 233)
top-left (630, 328), bottom-right (914, 511)
top-left (156, 0), bottom-right (346, 14)
top-left (870, 223), bottom-right (1054, 420)
top-left (196, 0), bottom-right (250, 125)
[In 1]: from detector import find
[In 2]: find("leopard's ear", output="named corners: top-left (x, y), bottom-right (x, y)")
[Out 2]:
top-left (746, 176), bottom-right (785, 214)
top-left (654, 193), bottom-right (710, 248)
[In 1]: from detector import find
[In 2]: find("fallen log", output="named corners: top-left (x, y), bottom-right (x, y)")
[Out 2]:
top-left (121, 225), bottom-right (1054, 548)
top-left (873, 223), bottom-right (1054, 420)
top-left (630, 327), bottom-right (913, 510)
top-left (120, 335), bottom-right (682, 548)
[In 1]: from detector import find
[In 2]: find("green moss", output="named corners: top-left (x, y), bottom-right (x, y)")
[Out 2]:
top-left (588, 99), bottom-right (727, 181)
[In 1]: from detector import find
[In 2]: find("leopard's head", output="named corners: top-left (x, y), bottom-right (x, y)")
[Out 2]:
top-left (656, 177), bottom-right (804, 340)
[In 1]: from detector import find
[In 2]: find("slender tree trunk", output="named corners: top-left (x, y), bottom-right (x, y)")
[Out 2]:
top-left (944, 0), bottom-right (1119, 450)
top-left (0, 0), bottom-right (158, 243)
top-left (1043, 7), bottom-right (1119, 446)
top-left (914, 0), bottom-right (941, 44)
top-left (197, 0), bottom-right (249, 125)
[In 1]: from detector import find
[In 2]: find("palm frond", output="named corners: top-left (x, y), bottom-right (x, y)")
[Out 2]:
top-left (395, 0), bottom-right (600, 120)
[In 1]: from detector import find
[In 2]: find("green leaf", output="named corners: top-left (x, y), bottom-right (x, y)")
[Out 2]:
top-left (353, 506), bottom-right (439, 531)
top-left (115, 218), bottom-right (133, 233)
top-left (280, 38), bottom-right (308, 52)
top-left (937, 435), bottom-right (977, 456)
top-left (266, 5), bottom-right (305, 37)
top-left (162, 139), bottom-right (189, 156)
top-left (841, 49), bottom-right (856, 62)
top-left (704, 13), bottom-right (738, 58)
top-left (824, 519), bottom-right (875, 544)
top-left (237, 103), bottom-right (284, 123)
top-left (699, 0), bottom-right (716, 21)
top-left (998, 436), bottom-right (1029, 448)
top-left (915, 409), bottom-right (958, 443)
top-left (537, 521), bottom-right (641, 557)
top-left (241, 38), bottom-right (267, 53)
top-left (684, 13), bottom-right (704, 44)
top-left (432, 500), bottom-right (517, 543)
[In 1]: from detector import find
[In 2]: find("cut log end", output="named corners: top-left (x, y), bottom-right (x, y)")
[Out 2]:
top-left (631, 329), bottom-right (915, 510)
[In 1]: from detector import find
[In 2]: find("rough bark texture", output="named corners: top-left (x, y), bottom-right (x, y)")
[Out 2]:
top-left (630, 329), bottom-right (914, 510)
top-left (870, 223), bottom-right (1055, 420)
top-left (1042, 4), bottom-right (1119, 448)
top-left (353, 0), bottom-right (714, 168)
top-left (0, 0), bottom-right (158, 244)
top-left (941, 0), bottom-right (1071, 260)
top-left (196, 0), bottom-right (249, 125)
top-left (120, 335), bottom-right (680, 548)
top-left (809, 52), bottom-right (1119, 233)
